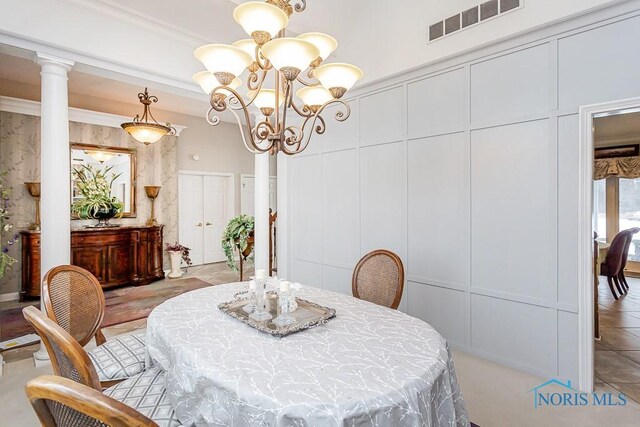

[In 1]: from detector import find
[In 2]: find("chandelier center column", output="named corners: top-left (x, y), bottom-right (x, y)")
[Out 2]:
top-left (34, 53), bottom-right (74, 366)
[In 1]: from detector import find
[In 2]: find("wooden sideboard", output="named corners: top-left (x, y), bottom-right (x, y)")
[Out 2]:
top-left (21, 225), bottom-right (165, 300)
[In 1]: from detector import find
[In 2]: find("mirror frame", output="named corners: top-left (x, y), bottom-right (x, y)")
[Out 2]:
top-left (70, 143), bottom-right (137, 219)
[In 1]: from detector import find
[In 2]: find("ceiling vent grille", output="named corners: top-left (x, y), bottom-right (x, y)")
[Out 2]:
top-left (480, 0), bottom-right (499, 21)
top-left (445, 14), bottom-right (461, 35)
top-left (461, 7), bottom-right (479, 28)
top-left (428, 0), bottom-right (522, 42)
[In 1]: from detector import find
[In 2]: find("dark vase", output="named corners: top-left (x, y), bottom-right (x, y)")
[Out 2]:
top-left (91, 206), bottom-right (120, 228)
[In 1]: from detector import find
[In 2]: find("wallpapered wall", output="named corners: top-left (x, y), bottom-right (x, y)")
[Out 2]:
top-left (0, 111), bottom-right (178, 296)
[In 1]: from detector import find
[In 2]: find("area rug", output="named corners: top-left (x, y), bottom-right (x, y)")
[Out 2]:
top-left (0, 277), bottom-right (213, 342)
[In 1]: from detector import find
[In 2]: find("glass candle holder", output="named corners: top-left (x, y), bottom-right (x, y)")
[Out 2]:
top-left (249, 276), bottom-right (273, 321)
top-left (242, 278), bottom-right (257, 314)
top-left (273, 281), bottom-right (296, 326)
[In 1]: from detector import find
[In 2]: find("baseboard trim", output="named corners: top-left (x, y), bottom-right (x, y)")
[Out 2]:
top-left (0, 292), bottom-right (19, 303)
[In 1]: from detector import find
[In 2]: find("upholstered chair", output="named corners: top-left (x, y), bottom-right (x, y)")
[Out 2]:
top-left (352, 249), bottom-right (405, 310)
top-left (22, 306), bottom-right (180, 427)
top-left (601, 230), bottom-right (633, 300)
top-left (619, 227), bottom-right (640, 293)
top-left (26, 375), bottom-right (158, 427)
top-left (42, 265), bottom-right (146, 385)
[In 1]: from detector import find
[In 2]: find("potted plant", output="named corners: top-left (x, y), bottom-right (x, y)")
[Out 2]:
top-left (165, 242), bottom-right (192, 279)
top-left (71, 164), bottom-right (124, 227)
top-left (221, 215), bottom-right (255, 272)
top-left (0, 171), bottom-right (19, 279)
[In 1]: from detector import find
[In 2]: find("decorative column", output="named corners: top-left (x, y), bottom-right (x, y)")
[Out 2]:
top-left (276, 151), bottom-right (289, 279)
top-left (33, 53), bottom-right (74, 366)
top-left (254, 151), bottom-right (270, 274)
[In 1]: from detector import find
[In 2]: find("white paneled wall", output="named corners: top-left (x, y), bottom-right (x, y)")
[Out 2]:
top-left (287, 8), bottom-right (640, 383)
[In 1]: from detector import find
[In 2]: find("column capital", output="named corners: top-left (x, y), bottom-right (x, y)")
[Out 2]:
top-left (35, 52), bottom-right (74, 73)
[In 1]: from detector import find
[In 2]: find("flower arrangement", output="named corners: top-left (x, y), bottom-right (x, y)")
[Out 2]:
top-left (221, 215), bottom-right (254, 271)
top-left (71, 164), bottom-right (124, 220)
top-left (165, 242), bottom-right (193, 266)
top-left (0, 171), bottom-right (20, 279)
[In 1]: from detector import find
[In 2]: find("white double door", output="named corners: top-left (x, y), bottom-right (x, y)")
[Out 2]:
top-left (179, 173), bottom-right (233, 266)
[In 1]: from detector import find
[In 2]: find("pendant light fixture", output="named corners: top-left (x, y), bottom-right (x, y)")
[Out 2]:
top-left (121, 88), bottom-right (176, 145)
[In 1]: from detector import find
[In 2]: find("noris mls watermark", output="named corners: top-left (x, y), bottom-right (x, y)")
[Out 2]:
top-left (529, 379), bottom-right (627, 408)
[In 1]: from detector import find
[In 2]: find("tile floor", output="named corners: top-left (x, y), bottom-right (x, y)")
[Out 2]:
top-left (595, 275), bottom-right (640, 404)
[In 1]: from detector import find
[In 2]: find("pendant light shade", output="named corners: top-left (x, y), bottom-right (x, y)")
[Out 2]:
top-left (298, 33), bottom-right (337, 61)
top-left (194, 44), bottom-right (253, 81)
top-left (232, 39), bottom-right (258, 60)
top-left (260, 38), bottom-right (319, 78)
top-left (296, 86), bottom-right (333, 109)
top-left (193, 72), bottom-right (241, 95)
top-left (233, 2), bottom-right (289, 41)
top-left (121, 124), bottom-right (170, 145)
top-left (313, 63), bottom-right (364, 98)
top-left (84, 150), bottom-right (114, 163)
top-left (251, 88), bottom-right (285, 111)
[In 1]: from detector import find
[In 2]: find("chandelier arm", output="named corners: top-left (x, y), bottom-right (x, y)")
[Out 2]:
top-left (255, 49), bottom-right (272, 72)
top-left (281, 99), bottom-right (349, 155)
top-left (278, 80), bottom-right (293, 144)
top-left (295, 73), bottom-right (321, 87)
top-left (289, 96), bottom-right (314, 118)
top-left (209, 85), bottom-right (272, 153)
top-left (244, 69), bottom-right (268, 105)
top-left (293, 0), bottom-right (306, 12)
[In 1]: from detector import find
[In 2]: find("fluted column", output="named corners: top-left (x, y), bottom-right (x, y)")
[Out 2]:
top-left (33, 53), bottom-right (74, 366)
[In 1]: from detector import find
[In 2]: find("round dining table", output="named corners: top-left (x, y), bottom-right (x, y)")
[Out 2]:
top-left (146, 282), bottom-right (469, 427)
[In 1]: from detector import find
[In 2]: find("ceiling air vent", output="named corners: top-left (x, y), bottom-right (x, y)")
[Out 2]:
top-left (445, 14), bottom-right (461, 35)
top-left (461, 7), bottom-right (479, 28)
top-left (480, 0), bottom-right (499, 21)
top-left (428, 0), bottom-right (523, 42)
top-left (429, 21), bottom-right (444, 41)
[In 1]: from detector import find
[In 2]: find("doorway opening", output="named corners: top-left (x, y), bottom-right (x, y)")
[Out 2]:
top-left (579, 98), bottom-right (640, 399)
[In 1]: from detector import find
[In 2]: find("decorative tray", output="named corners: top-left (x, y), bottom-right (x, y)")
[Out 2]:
top-left (218, 295), bottom-right (336, 338)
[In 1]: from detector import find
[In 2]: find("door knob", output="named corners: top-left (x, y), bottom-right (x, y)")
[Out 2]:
top-left (206, 222), bottom-right (212, 226)
top-left (197, 223), bottom-right (202, 227)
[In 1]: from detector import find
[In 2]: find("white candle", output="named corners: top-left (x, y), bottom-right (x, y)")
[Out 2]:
top-left (280, 280), bottom-right (290, 293)
top-left (249, 280), bottom-right (256, 290)
top-left (256, 269), bottom-right (267, 280)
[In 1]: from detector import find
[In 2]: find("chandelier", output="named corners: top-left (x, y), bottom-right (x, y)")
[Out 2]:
top-left (193, 0), bottom-right (363, 155)
top-left (121, 88), bottom-right (176, 145)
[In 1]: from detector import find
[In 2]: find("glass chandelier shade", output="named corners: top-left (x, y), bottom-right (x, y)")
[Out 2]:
top-left (121, 124), bottom-right (169, 145)
top-left (313, 63), bottom-right (364, 98)
top-left (232, 39), bottom-right (258, 59)
top-left (251, 89), bottom-right (285, 116)
top-left (260, 38), bottom-right (319, 77)
top-left (298, 33), bottom-right (338, 60)
top-left (296, 86), bottom-right (333, 108)
top-left (233, 2), bottom-right (289, 40)
top-left (193, 71), bottom-right (241, 95)
top-left (194, 44), bottom-right (253, 80)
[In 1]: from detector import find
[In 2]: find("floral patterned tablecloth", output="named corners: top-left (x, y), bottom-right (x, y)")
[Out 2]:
top-left (146, 282), bottom-right (469, 427)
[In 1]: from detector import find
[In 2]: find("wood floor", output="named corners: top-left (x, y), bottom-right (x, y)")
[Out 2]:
top-left (596, 276), bottom-right (640, 404)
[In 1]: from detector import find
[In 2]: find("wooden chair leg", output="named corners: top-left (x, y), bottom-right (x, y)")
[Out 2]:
top-left (613, 275), bottom-right (625, 296)
top-left (607, 276), bottom-right (619, 300)
top-left (620, 271), bottom-right (629, 291)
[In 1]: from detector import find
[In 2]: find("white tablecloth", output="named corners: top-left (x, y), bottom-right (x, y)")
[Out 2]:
top-left (146, 282), bottom-right (469, 427)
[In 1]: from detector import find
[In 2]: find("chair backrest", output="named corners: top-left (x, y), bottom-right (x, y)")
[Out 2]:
top-left (26, 375), bottom-right (157, 427)
top-left (42, 265), bottom-right (105, 347)
top-left (352, 249), bottom-right (405, 310)
top-left (604, 230), bottom-right (634, 275)
top-left (22, 306), bottom-right (101, 390)
top-left (621, 227), bottom-right (640, 270)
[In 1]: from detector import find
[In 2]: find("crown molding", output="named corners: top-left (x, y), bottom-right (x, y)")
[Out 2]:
top-left (0, 95), bottom-right (187, 135)
top-left (56, 0), bottom-right (210, 46)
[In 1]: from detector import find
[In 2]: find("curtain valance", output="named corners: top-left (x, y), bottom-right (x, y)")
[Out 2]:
top-left (594, 156), bottom-right (640, 180)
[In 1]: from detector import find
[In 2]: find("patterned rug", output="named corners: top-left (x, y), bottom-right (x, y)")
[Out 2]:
top-left (0, 277), bottom-right (214, 342)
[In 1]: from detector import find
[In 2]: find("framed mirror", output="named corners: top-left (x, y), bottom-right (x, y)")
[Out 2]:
top-left (70, 143), bottom-right (137, 218)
